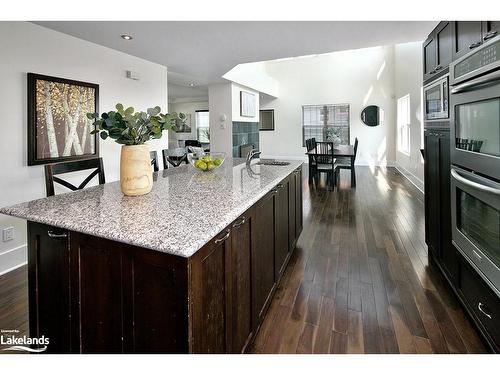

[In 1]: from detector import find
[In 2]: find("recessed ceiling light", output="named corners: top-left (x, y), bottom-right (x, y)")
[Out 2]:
top-left (188, 83), bottom-right (195, 87)
top-left (121, 34), bottom-right (133, 40)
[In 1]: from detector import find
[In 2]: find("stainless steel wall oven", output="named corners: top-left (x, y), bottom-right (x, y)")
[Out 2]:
top-left (450, 35), bottom-right (500, 297)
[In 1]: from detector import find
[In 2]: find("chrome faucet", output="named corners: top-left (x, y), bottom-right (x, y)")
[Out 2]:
top-left (246, 149), bottom-right (261, 165)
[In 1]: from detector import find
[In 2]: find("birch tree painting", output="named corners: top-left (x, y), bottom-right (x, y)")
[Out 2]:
top-left (28, 73), bottom-right (99, 165)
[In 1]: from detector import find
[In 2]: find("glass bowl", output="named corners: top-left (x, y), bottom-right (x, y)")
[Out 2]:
top-left (187, 152), bottom-right (226, 172)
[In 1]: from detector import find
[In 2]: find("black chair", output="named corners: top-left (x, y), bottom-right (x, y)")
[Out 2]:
top-left (162, 148), bottom-right (188, 169)
top-left (185, 140), bottom-right (202, 148)
top-left (44, 157), bottom-right (106, 197)
top-left (150, 150), bottom-right (159, 172)
top-left (305, 138), bottom-right (317, 183)
top-left (311, 141), bottom-right (336, 190)
top-left (335, 138), bottom-right (359, 187)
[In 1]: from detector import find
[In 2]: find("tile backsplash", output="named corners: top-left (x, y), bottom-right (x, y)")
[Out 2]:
top-left (232, 121), bottom-right (260, 158)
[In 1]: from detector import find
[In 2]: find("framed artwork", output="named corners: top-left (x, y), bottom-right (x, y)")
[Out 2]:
top-left (27, 73), bottom-right (99, 166)
top-left (174, 114), bottom-right (192, 133)
top-left (259, 109), bottom-right (275, 131)
top-left (240, 91), bottom-right (256, 117)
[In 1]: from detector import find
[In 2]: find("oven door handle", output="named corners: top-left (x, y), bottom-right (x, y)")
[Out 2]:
top-left (451, 169), bottom-right (500, 196)
top-left (451, 69), bottom-right (500, 94)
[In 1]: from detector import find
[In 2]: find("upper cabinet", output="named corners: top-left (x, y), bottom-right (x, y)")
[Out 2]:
top-left (451, 21), bottom-right (483, 61)
top-left (423, 21), bottom-right (453, 82)
top-left (424, 21), bottom-right (499, 83)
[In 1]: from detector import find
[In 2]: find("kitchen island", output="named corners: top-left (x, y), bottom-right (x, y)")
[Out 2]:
top-left (0, 158), bottom-right (303, 353)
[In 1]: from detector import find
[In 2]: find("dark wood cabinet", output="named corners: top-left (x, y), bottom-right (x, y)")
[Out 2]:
top-left (26, 167), bottom-right (304, 354)
top-left (228, 213), bottom-right (253, 353)
top-left (482, 21), bottom-right (500, 41)
top-left (274, 178), bottom-right (290, 280)
top-left (27, 223), bottom-right (71, 353)
top-left (190, 228), bottom-right (230, 353)
top-left (424, 130), bottom-right (440, 258)
top-left (295, 168), bottom-right (303, 236)
top-left (423, 34), bottom-right (437, 82)
top-left (456, 254), bottom-right (500, 352)
top-left (436, 21), bottom-right (453, 70)
top-left (424, 129), bottom-right (456, 282)
top-left (251, 191), bottom-right (276, 329)
top-left (451, 21), bottom-right (483, 61)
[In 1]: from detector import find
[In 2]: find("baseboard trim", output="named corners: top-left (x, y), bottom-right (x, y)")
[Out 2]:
top-left (394, 164), bottom-right (424, 193)
top-left (0, 244), bottom-right (27, 276)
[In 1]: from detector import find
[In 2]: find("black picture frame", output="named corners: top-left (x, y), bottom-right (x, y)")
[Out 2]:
top-left (259, 109), bottom-right (275, 131)
top-left (27, 73), bottom-right (100, 166)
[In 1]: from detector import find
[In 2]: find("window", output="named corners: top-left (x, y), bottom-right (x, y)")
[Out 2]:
top-left (302, 104), bottom-right (350, 145)
top-left (196, 110), bottom-right (210, 143)
top-left (397, 94), bottom-right (411, 155)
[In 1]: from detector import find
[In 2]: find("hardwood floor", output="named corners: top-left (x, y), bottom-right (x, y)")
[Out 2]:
top-left (249, 166), bottom-right (487, 354)
top-left (0, 166), bottom-right (487, 353)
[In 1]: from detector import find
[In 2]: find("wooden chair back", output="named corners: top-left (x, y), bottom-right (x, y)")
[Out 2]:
top-left (185, 140), bottom-right (202, 148)
top-left (150, 150), bottom-right (159, 172)
top-left (353, 138), bottom-right (359, 161)
top-left (162, 148), bottom-right (188, 169)
top-left (313, 142), bottom-right (334, 166)
top-left (44, 157), bottom-right (105, 197)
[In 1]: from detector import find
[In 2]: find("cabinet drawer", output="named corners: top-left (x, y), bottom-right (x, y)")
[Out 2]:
top-left (458, 258), bottom-right (500, 350)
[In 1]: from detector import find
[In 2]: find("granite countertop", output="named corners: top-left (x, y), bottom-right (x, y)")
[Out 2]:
top-left (0, 158), bottom-right (302, 258)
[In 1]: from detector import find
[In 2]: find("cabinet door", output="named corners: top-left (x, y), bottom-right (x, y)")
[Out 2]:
top-left (424, 131), bottom-right (440, 258)
top-left (190, 229), bottom-right (231, 353)
top-left (27, 222), bottom-right (71, 353)
top-left (228, 214), bottom-right (253, 353)
top-left (437, 130), bottom-right (456, 282)
top-left (275, 179), bottom-right (290, 280)
top-left (72, 233), bottom-right (124, 353)
top-left (295, 168), bottom-right (303, 236)
top-left (482, 21), bottom-right (500, 42)
top-left (423, 34), bottom-right (437, 81)
top-left (288, 173), bottom-right (297, 250)
top-left (251, 192), bottom-right (276, 329)
top-left (452, 21), bottom-right (483, 61)
top-left (436, 21), bottom-right (453, 69)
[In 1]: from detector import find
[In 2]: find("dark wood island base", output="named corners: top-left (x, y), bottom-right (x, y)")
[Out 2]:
top-left (27, 167), bottom-right (303, 353)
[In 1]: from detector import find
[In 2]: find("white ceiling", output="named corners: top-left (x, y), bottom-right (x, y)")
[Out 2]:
top-left (35, 21), bottom-right (436, 95)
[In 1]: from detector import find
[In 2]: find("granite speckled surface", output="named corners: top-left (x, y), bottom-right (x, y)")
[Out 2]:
top-left (0, 158), bottom-right (302, 258)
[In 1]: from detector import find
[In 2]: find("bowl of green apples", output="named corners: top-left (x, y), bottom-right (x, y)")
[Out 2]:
top-left (187, 152), bottom-right (226, 172)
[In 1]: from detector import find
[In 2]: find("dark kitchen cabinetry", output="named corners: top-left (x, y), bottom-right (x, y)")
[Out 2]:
top-left (26, 167), bottom-right (304, 354)
top-left (451, 21), bottom-right (483, 61)
top-left (27, 223), bottom-right (71, 353)
top-left (274, 178), bottom-right (290, 279)
top-left (424, 129), bottom-right (456, 282)
top-left (251, 191), bottom-right (277, 329)
top-left (294, 168), bottom-right (303, 236)
top-left (423, 21), bottom-right (453, 82)
top-left (423, 34), bottom-right (437, 82)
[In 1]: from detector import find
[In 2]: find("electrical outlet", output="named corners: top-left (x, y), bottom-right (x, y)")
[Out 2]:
top-left (2, 227), bottom-right (14, 242)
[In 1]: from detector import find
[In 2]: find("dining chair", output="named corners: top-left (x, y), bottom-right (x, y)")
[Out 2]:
top-left (335, 137), bottom-right (359, 187)
top-left (185, 140), bottom-right (202, 148)
top-left (162, 147), bottom-right (188, 169)
top-left (44, 157), bottom-right (106, 197)
top-left (150, 150), bottom-right (159, 172)
top-left (312, 141), bottom-right (336, 190)
top-left (305, 138), bottom-right (318, 184)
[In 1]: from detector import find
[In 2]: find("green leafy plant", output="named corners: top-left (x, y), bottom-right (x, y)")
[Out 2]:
top-left (87, 104), bottom-right (186, 145)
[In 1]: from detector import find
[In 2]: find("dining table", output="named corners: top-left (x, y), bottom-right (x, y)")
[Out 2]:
top-left (305, 144), bottom-right (356, 184)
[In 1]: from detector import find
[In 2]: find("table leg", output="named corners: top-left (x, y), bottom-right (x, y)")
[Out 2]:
top-left (351, 157), bottom-right (356, 187)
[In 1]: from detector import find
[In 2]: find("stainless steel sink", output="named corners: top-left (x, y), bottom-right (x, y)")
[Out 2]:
top-left (256, 159), bottom-right (290, 166)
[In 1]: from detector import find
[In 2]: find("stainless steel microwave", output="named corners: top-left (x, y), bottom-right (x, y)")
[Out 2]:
top-left (424, 75), bottom-right (449, 121)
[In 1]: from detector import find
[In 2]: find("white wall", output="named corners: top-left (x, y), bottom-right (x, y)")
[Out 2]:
top-left (208, 83), bottom-right (233, 155)
top-left (0, 22), bottom-right (169, 275)
top-left (223, 62), bottom-right (279, 98)
top-left (231, 83), bottom-right (260, 123)
top-left (259, 46), bottom-right (397, 166)
top-left (394, 42), bottom-right (424, 190)
top-left (168, 100), bottom-right (209, 147)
